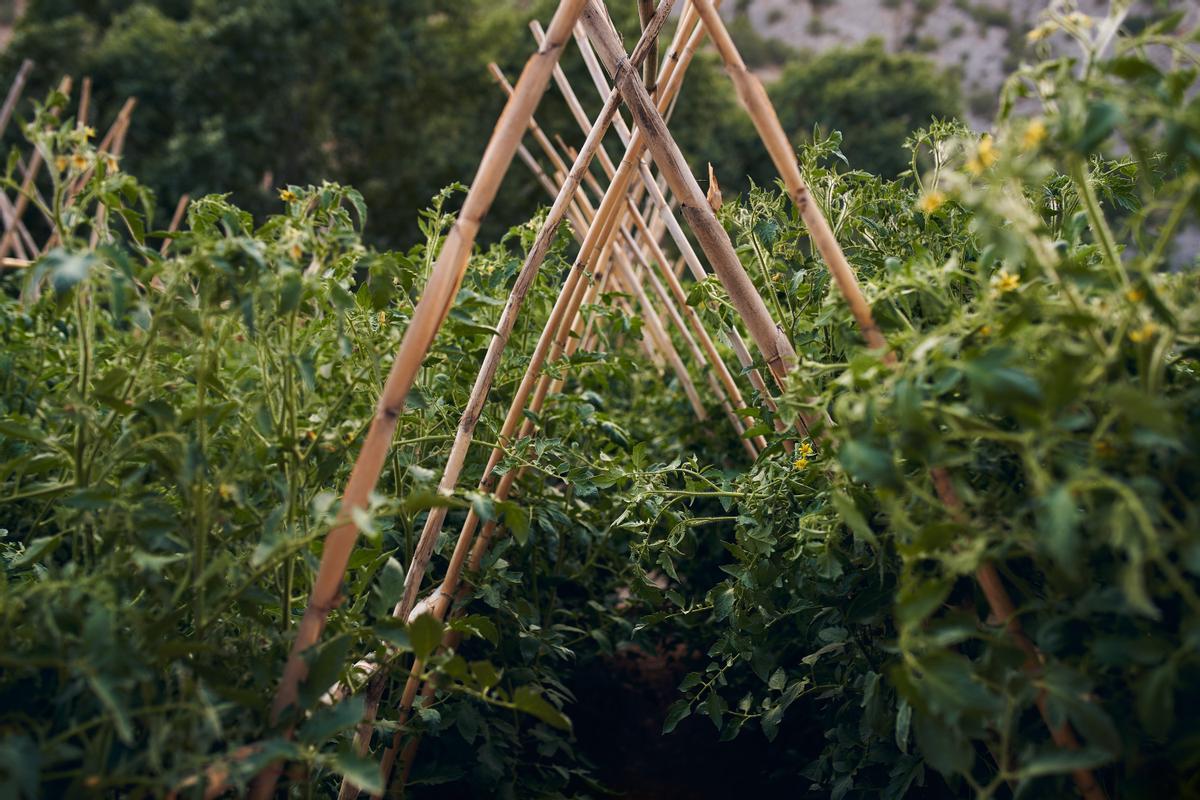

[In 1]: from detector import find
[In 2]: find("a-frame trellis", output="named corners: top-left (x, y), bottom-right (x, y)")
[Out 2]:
top-left (233, 2), bottom-right (1109, 799)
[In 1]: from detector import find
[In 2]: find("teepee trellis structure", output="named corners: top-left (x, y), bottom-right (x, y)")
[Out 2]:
top-left (156, 0), bottom-right (1113, 797)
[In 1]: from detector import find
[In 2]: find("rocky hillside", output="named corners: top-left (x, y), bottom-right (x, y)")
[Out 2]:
top-left (728, 0), bottom-right (1197, 126)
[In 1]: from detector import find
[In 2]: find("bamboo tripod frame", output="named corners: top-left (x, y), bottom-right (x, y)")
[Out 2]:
top-left (78, 0), bottom-right (1101, 794)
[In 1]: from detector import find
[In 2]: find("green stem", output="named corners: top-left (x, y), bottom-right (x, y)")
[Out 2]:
top-left (1069, 157), bottom-right (1128, 287)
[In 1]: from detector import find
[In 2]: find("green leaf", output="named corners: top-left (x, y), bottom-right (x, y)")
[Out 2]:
top-left (299, 695), bottom-right (365, 745)
top-left (831, 491), bottom-right (877, 547)
top-left (663, 699), bottom-right (691, 734)
top-left (761, 703), bottom-right (784, 742)
top-left (331, 749), bottom-right (384, 795)
top-left (408, 613), bottom-right (445, 661)
top-left (1016, 747), bottom-right (1112, 780)
top-left (1039, 485), bottom-right (1081, 575)
top-left (1137, 661), bottom-right (1177, 739)
top-left (912, 710), bottom-right (972, 776)
top-left (502, 502), bottom-right (530, 546)
top-left (513, 686), bottom-right (571, 731)
top-left (299, 635), bottom-right (352, 710)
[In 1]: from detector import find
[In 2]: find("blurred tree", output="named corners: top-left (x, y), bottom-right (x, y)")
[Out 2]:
top-left (0, 5), bottom-right (962, 244)
top-left (769, 38), bottom-right (962, 177)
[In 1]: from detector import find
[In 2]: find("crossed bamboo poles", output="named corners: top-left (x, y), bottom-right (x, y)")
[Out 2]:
top-left (218, 0), bottom-right (1104, 796)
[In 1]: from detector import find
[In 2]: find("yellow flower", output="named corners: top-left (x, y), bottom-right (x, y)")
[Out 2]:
top-left (1129, 322), bottom-right (1158, 343)
top-left (54, 155), bottom-right (68, 173)
top-left (918, 190), bottom-right (947, 214)
top-left (966, 134), bottom-right (999, 176)
top-left (994, 270), bottom-right (1020, 293)
top-left (70, 152), bottom-right (90, 171)
top-left (1026, 22), bottom-right (1055, 43)
top-left (378, 311), bottom-right (387, 326)
top-left (279, 188), bottom-right (298, 203)
top-left (218, 483), bottom-right (236, 501)
top-left (1022, 119), bottom-right (1047, 151)
top-left (104, 155), bottom-right (119, 173)
top-left (798, 441), bottom-right (815, 458)
top-left (793, 457), bottom-right (809, 470)
top-left (979, 324), bottom-right (993, 337)
top-left (80, 125), bottom-right (96, 139)
top-left (1125, 288), bottom-right (1144, 303)
top-left (979, 134), bottom-right (997, 160)
top-left (288, 243), bottom-right (302, 260)
top-left (1094, 440), bottom-right (1115, 459)
top-left (1066, 12), bottom-right (1093, 28)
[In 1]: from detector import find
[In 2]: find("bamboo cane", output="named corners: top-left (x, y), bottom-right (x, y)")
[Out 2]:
top-left (567, 9), bottom-right (779, 423)
top-left (489, 63), bottom-right (707, 422)
top-left (689, 1), bottom-right (886, 352)
top-left (577, 10), bottom-right (805, 440)
top-left (534, 34), bottom-right (759, 454)
top-left (0, 59), bottom-right (34, 137)
top-left (76, 76), bottom-right (91, 131)
top-left (332, 9), bottom-right (681, 799)
top-left (0, 62), bottom-right (37, 259)
top-left (636, 0), bottom-right (659, 98)
top-left (160, 193), bottom-right (190, 256)
top-left (0, 193), bottom-right (35, 260)
top-left (623, 198), bottom-right (765, 453)
top-left (0, 76), bottom-right (71, 261)
top-left (692, 5), bottom-right (1106, 795)
top-left (254, 4), bottom-right (591, 797)
top-left (380, 5), bottom-right (723, 789)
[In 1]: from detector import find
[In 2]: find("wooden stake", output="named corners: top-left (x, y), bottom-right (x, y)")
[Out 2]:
top-left (254, 3), bottom-right (591, 797)
top-left (579, 5), bottom-right (801, 402)
top-left (331, 7), bottom-right (681, 798)
top-left (691, 5), bottom-right (1107, 795)
top-left (0, 76), bottom-right (71, 261)
top-left (0, 59), bottom-right (34, 137)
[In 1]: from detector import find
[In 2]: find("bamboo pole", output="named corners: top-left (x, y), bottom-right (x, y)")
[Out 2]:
top-left (253, 4), bottom-right (591, 797)
top-left (0, 59), bottom-right (34, 136)
top-left (378, 6), bottom-right (719, 790)
top-left (567, 11), bottom-right (781, 429)
top-left (691, 5), bottom-right (1106, 795)
top-left (331, 8), bottom-right (680, 799)
top-left (160, 193), bottom-right (190, 256)
top-left (0, 193), bottom-right (34, 260)
top-left (0, 62), bottom-right (37, 259)
top-left (76, 76), bottom-right (91, 131)
top-left (533, 30), bottom-right (759, 454)
top-left (689, 1), bottom-right (886, 352)
top-left (489, 63), bottom-right (708, 422)
top-left (577, 6), bottom-right (803, 416)
top-left (636, 0), bottom-right (660, 99)
top-left (0, 76), bottom-right (71, 261)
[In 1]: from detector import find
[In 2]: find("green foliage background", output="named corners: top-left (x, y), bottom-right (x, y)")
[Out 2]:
top-left (1, 3), bottom-right (1199, 800)
top-left (1, 1), bottom-right (960, 245)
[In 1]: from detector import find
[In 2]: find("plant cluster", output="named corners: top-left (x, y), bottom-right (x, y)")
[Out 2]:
top-left (1, 3), bottom-right (1198, 800)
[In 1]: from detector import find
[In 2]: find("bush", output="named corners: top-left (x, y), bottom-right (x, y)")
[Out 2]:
top-left (769, 39), bottom-right (962, 177)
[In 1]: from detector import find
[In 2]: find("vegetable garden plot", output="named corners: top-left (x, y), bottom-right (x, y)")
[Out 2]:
top-left (2, 1), bottom-right (1199, 798)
